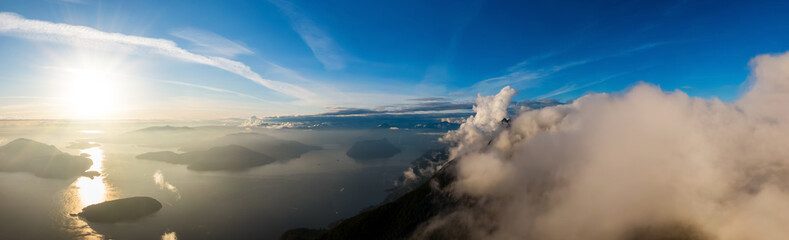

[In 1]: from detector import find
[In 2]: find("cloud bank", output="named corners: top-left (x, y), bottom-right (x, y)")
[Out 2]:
top-left (0, 12), bottom-right (314, 100)
top-left (420, 51), bottom-right (789, 239)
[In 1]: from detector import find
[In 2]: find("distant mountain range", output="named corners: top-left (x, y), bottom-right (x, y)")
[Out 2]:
top-left (132, 125), bottom-right (196, 133)
top-left (101, 125), bottom-right (233, 148)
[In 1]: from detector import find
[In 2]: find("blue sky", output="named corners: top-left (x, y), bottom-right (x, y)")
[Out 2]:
top-left (0, 0), bottom-right (788, 119)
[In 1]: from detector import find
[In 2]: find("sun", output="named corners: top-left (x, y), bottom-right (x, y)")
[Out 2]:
top-left (62, 67), bottom-right (119, 119)
top-left (50, 50), bottom-right (137, 120)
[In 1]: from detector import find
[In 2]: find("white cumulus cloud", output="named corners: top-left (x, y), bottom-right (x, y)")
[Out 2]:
top-left (418, 50), bottom-right (789, 240)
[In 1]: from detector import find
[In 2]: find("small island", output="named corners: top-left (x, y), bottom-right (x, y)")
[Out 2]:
top-left (185, 132), bottom-right (322, 160)
top-left (137, 144), bottom-right (276, 171)
top-left (0, 138), bottom-right (93, 179)
top-left (78, 196), bottom-right (162, 223)
top-left (346, 138), bottom-right (401, 160)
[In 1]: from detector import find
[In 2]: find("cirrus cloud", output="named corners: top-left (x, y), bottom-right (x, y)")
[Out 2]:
top-left (0, 12), bottom-right (315, 100)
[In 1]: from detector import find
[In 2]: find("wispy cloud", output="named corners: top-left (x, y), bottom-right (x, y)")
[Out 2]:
top-left (0, 12), bottom-right (315, 100)
top-left (269, 0), bottom-right (346, 70)
top-left (162, 80), bottom-right (271, 102)
top-left (170, 28), bottom-right (253, 58)
top-left (154, 170), bottom-right (180, 200)
top-left (535, 71), bottom-right (633, 99)
top-left (0, 96), bottom-right (56, 100)
top-left (470, 41), bottom-right (672, 95)
top-left (408, 97), bottom-right (448, 102)
top-left (619, 41), bottom-right (673, 56)
top-left (59, 0), bottom-right (87, 4)
top-left (469, 59), bottom-right (590, 94)
top-left (470, 71), bottom-right (545, 94)
top-left (535, 79), bottom-right (606, 100)
top-left (319, 102), bottom-right (474, 116)
top-left (505, 52), bottom-right (558, 72)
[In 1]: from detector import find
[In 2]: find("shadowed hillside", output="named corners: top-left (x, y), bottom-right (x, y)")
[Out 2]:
top-left (279, 159), bottom-right (460, 240)
top-left (0, 138), bottom-right (93, 179)
top-left (281, 159), bottom-right (711, 240)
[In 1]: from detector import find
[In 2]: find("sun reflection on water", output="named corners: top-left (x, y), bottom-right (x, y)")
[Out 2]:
top-left (75, 146), bottom-right (109, 206)
top-left (62, 145), bottom-right (117, 239)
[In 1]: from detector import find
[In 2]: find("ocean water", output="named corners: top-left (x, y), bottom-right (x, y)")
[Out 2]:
top-left (0, 122), bottom-right (444, 239)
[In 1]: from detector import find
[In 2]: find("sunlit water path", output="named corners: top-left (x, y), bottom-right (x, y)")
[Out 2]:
top-left (61, 145), bottom-right (117, 239)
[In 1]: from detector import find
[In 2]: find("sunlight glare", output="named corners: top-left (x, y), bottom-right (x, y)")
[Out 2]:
top-left (62, 67), bottom-right (119, 119)
top-left (75, 147), bottom-right (112, 207)
top-left (62, 146), bottom-right (115, 240)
